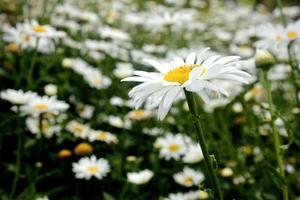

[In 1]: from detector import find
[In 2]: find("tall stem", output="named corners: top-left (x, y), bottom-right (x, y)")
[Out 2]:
top-left (184, 90), bottom-right (223, 200)
top-left (10, 107), bottom-right (22, 199)
top-left (287, 42), bottom-right (300, 107)
top-left (259, 69), bottom-right (288, 200)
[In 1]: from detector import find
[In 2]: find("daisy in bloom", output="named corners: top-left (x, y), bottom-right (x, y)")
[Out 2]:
top-left (88, 130), bottom-right (118, 144)
top-left (26, 117), bottom-right (61, 138)
top-left (127, 169), bottom-right (154, 185)
top-left (173, 167), bottom-right (205, 187)
top-left (23, 20), bottom-right (66, 38)
top-left (66, 120), bottom-right (90, 139)
top-left (122, 48), bottom-right (250, 120)
top-left (126, 109), bottom-right (152, 121)
top-left (20, 96), bottom-right (69, 116)
top-left (0, 89), bottom-right (37, 105)
top-left (72, 155), bottom-right (110, 180)
top-left (154, 133), bottom-right (190, 160)
top-left (255, 20), bottom-right (300, 50)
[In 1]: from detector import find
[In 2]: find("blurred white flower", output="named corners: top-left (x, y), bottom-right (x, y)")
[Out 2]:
top-left (0, 89), bottom-right (37, 105)
top-left (127, 169), bottom-right (154, 185)
top-left (173, 167), bottom-right (204, 187)
top-left (72, 155), bottom-right (110, 180)
top-left (44, 84), bottom-right (58, 96)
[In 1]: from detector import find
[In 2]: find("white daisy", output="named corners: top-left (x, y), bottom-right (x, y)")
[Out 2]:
top-left (88, 130), bottom-right (118, 144)
top-left (173, 167), bottom-right (205, 187)
top-left (122, 49), bottom-right (250, 120)
top-left (127, 169), bottom-right (154, 185)
top-left (20, 96), bottom-right (69, 116)
top-left (0, 89), bottom-right (37, 105)
top-left (255, 20), bottom-right (300, 50)
top-left (26, 117), bottom-right (61, 138)
top-left (66, 120), bottom-right (90, 139)
top-left (154, 133), bottom-right (190, 160)
top-left (72, 155), bottom-right (110, 180)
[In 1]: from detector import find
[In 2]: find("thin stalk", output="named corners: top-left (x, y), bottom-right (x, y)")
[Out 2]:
top-left (10, 106), bottom-right (22, 199)
top-left (27, 39), bottom-right (39, 89)
top-left (259, 69), bottom-right (288, 200)
top-left (184, 90), bottom-right (223, 200)
top-left (287, 42), bottom-right (300, 107)
top-left (275, 0), bottom-right (287, 26)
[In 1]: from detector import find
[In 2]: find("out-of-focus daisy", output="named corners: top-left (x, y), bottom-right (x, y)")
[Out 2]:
top-left (173, 167), bottom-right (204, 187)
top-left (72, 155), bottom-right (110, 180)
top-left (26, 117), bottom-right (61, 138)
top-left (255, 20), bottom-right (300, 50)
top-left (127, 169), bottom-right (154, 185)
top-left (76, 104), bottom-right (95, 119)
top-left (20, 96), bottom-right (69, 116)
top-left (154, 133), bottom-right (190, 160)
top-left (88, 130), bottom-right (118, 144)
top-left (165, 190), bottom-right (209, 200)
top-left (44, 84), bottom-right (58, 96)
top-left (24, 20), bottom-right (66, 38)
top-left (66, 120), bottom-right (90, 139)
top-left (122, 49), bottom-right (250, 120)
top-left (126, 109), bottom-right (152, 121)
top-left (182, 144), bottom-right (204, 164)
top-left (35, 196), bottom-right (49, 200)
top-left (0, 89), bottom-right (37, 105)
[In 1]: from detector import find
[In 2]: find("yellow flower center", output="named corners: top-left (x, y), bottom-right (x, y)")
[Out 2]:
top-left (287, 31), bottom-right (298, 39)
top-left (5, 43), bottom-right (20, 53)
top-left (97, 131), bottom-right (108, 141)
top-left (168, 143), bottom-right (180, 152)
top-left (33, 25), bottom-right (46, 33)
top-left (34, 103), bottom-right (49, 111)
top-left (275, 34), bottom-right (281, 41)
top-left (74, 125), bottom-right (84, 133)
top-left (20, 34), bottom-right (30, 42)
top-left (87, 165), bottom-right (99, 173)
top-left (163, 64), bottom-right (199, 85)
top-left (183, 176), bottom-right (193, 185)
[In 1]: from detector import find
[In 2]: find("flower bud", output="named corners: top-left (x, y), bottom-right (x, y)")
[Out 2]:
top-left (254, 49), bottom-right (275, 70)
top-left (44, 84), bottom-right (57, 96)
top-left (58, 149), bottom-right (72, 158)
top-left (74, 143), bottom-right (93, 156)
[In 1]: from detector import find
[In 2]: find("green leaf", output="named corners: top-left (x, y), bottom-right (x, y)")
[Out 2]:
top-left (103, 192), bottom-right (116, 200)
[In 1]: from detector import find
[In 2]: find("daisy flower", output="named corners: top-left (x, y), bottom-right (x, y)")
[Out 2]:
top-left (182, 143), bottom-right (204, 164)
top-left (255, 20), bottom-right (300, 50)
top-left (0, 89), bottom-right (37, 105)
top-left (127, 169), bottom-right (154, 185)
top-left (72, 155), bottom-right (110, 180)
top-left (173, 167), bottom-right (205, 187)
top-left (154, 133), bottom-right (190, 160)
top-left (66, 120), bottom-right (90, 139)
top-left (122, 48), bottom-right (250, 120)
top-left (20, 96), bottom-right (69, 116)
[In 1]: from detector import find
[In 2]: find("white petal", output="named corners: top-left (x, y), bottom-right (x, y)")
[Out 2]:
top-left (186, 52), bottom-right (196, 64)
top-left (144, 59), bottom-right (168, 73)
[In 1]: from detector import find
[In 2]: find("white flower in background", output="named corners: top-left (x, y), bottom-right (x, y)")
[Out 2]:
top-left (66, 120), bottom-right (90, 139)
top-left (255, 20), bottom-right (300, 50)
top-left (23, 20), bottom-right (66, 38)
top-left (173, 167), bottom-right (204, 187)
top-left (72, 155), bottom-right (110, 180)
top-left (113, 62), bottom-right (134, 79)
top-left (20, 96), bottom-right (69, 116)
top-left (35, 196), bottom-right (49, 200)
top-left (88, 130), bottom-right (118, 144)
top-left (127, 169), bottom-right (154, 185)
top-left (26, 117), bottom-right (61, 138)
top-left (154, 134), bottom-right (190, 160)
top-left (0, 89), bottom-right (37, 105)
top-left (142, 127), bottom-right (163, 136)
top-left (44, 84), bottom-right (58, 96)
top-left (76, 104), bottom-right (95, 119)
top-left (182, 144), bottom-right (204, 164)
top-left (83, 68), bottom-right (111, 90)
top-left (165, 190), bottom-right (209, 200)
top-left (122, 49), bottom-right (250, 120)
top-left (107, 116), bottom-right (131, 129)
top-left (126, 109), bottom-right (152, 121)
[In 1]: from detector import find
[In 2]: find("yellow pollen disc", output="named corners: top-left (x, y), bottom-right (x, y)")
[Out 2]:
top-left (163, 64), bottom-right (199, 85)
top-left (287, 31), bottom-right (298, 39)
top-left (168, 144), bottom-right (180, 152)
top-left (33, 25), bottom-right (46, 33)
top-left (74, 125), bottom-right (84, 133)
top-left (20, 34), bottom-right (30, 42)
top-left (98, 131), bottom-right (108, 140)
top-left (34, 103), bottom-right (49, 111)
top-left (42, 123), bottom-right (50, 131)
top-left (275, 34), bottom-right (281, 41)
top-left (183, 177), bottom-right (193, 185)
top-left (87, 165), bottom-right (99, 173)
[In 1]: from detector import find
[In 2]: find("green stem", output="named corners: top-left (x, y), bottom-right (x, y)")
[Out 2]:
top-left (10, 107), bottom-right (22, 199)
top-left (184, 90), bottom-right (223, 200)
top-left (287, 42), bottom-right (300, 107)
top-left (27, 39), bottom-right (39, 89)
top-left (259, 69), bottom-right (288, 200)
top-left (275, 0), bottom-right (287, 26)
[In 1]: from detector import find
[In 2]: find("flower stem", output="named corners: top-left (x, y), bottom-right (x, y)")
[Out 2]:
top-left (184, 90), bottom-right (223, 200)
top-left (259, 69), bottom-right (288, 200)
top-left (287, 42), bottom-right (300, 107)
top-left (10, 107), bottom-right (22, 199)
